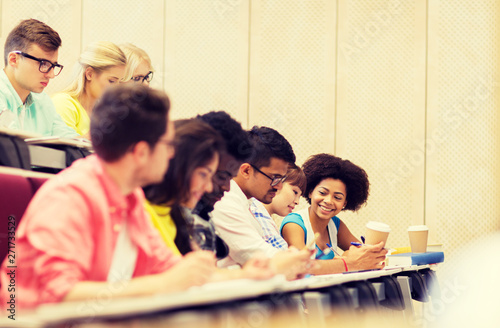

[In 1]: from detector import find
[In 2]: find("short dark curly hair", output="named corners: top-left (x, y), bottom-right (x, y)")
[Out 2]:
top-left (302, 153), bottom-right (369, 211)
top-left (197, 111), bottom-right (252, 162)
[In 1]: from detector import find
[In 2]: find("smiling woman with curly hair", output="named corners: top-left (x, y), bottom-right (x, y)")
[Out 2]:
top-left (302, 153), bottom-right (369, 211)
top-left (280, 153), bottom-right (388, 275)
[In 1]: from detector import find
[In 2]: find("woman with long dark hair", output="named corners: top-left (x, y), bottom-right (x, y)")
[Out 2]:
top-left (144, 118), bottom-right (223, 255)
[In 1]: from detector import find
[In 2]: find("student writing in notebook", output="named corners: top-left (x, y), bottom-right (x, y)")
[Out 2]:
top-left (144, 118), bottom-right (225, 256)
top-left (0, 19), bottom-right (78, 137)
top-left (0, 85), bottom-right (215, 312)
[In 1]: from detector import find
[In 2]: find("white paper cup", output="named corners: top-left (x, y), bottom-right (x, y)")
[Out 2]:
top-left (365, 221), bottom-right (391, 245)
top-left (408, 225), bottom-right (429, 253)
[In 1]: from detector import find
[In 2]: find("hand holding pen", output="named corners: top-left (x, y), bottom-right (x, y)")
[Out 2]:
top-left (317, 243), bottom-right (349, 272)
top-left (351, 235), bottom-right (365, 247)
top-left (345, 240), bottom-right (388, 271)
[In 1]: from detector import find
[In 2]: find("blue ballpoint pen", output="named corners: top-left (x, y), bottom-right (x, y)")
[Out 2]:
top-left (351, 242), bottom-right (364, 247)
top-left (326, 243), bottom-right (342, 257)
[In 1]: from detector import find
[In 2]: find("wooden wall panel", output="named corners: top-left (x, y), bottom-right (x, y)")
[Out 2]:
top-left (335, 0), bottom-right (427, 249)
top-left (248, 0), bottom-right (337, 166)
top-left (164, 0), bottom-right (249, 123)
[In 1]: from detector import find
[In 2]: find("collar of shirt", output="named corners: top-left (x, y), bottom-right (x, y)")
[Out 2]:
top-left (249, 198), bottom-right (272, 220)
top-left (0, 69), bottom-right (33, 108)
top-left (229, 179), bottom-right (251, 205)
top-left (82, 155), bottom-right (160, 255)
top-left (82, 155), bottom-right (142, 220)
top-left (18, 93), bottom-right (34, 112)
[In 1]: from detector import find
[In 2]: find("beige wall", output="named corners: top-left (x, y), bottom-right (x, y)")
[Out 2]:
top-left (1, 0), bottom-right (498, 271)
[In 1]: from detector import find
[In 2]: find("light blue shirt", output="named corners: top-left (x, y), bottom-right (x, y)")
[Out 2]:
top-left (0, 70), bottom-right (78, 137)
top-left (249, 198), bottom-right (289, 251)
top-left (281, 208), bottom-right (341, 260)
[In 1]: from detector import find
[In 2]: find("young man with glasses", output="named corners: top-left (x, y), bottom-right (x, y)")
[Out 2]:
top-left (212, 126), bottom-right (315, 280)
top-left (0, 19), bottom-right (78, 137)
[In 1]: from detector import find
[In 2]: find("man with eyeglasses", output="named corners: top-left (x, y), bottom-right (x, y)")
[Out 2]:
top-left (0, 19), bottom-right (78, 137)
top-left (212, 126), bottom-right (315, 280)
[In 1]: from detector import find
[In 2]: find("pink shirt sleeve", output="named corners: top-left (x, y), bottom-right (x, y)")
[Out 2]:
top-left (22, 186), bottom-right (94, 303)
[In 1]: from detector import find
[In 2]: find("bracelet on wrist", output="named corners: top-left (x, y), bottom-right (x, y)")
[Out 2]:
top-left (341, 257), bottom-right (348, 272)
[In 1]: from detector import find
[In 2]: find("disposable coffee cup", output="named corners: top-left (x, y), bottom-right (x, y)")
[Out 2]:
top-left (365, 221), bottom-right (391, 245)
top-left (408, 225), bottom-right (429, 253)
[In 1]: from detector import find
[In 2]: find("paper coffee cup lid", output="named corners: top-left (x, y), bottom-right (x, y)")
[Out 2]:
top-left (366, 221), bottom-right (391, 232)
top-left (408, 225), bottom-right (429, 231)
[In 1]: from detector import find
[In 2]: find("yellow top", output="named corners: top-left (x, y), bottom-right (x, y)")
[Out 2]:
top-left (144, 201), bottom-right (181, 256)
top-left (52, 93), bottom-right (90, 136)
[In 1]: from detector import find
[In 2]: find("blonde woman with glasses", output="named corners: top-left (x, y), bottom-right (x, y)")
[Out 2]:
top-left (119, 43), bottom-right (154, 86)
top-left (52, 41), bottom-right (126, 137)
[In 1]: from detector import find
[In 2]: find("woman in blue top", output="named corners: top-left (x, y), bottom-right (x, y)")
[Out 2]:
top-left (281, 153), bottom-right (387, 274)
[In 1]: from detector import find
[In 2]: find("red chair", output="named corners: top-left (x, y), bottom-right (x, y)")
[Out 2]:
top-left (28, 176), bottom-right (49, 195)
top-left (0, 169), bottom-right (50, 263)
top-left (0, 173), bottom-right (33, 263)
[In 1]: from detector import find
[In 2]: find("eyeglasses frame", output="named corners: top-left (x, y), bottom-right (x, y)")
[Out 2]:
top-left (12, 51), bottom-right (63, 76)
top-left (250, 164), bottom-right (287, 187)
top-left (131, 71), bottom-right (154, 84)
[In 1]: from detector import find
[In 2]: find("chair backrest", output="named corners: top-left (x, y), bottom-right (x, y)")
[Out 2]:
top-left (29, 176), bottom-right (49, 195)
top-left (0, 134), bottom-right (31, 169)
top-left (0, 168), bottom-right (51, 263)
top-left (0, 173), bottom-right (32, 263)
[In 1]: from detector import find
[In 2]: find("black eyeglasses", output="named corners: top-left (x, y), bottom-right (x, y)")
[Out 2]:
top-left (250, 164), bottom-right (287, 187)
top-left (131, 71), bottom-right (153, 84)
top-left (13, 51), bottom-right (63, 76)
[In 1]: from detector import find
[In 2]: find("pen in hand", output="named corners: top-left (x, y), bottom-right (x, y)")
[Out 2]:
top-left (352, 241), bottom-right (389, 251)
top-left (326, 243), bottom-right (343, 257)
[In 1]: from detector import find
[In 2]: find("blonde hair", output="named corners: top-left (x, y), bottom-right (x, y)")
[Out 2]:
top-left (63, 41), bottom-right (126, 98)
top-left (119, 43), bottom-right (153, 82)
